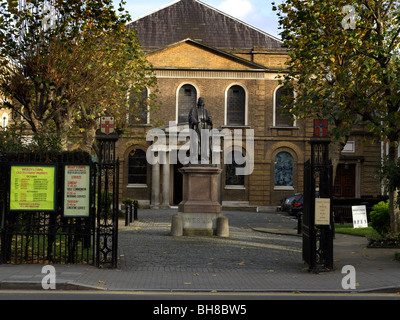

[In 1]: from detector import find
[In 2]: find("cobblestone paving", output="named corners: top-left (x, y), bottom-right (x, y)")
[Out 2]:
top-left (118, 210), bottom-right (304, 274)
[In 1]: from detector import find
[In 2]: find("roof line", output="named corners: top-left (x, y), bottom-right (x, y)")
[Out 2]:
top-left (128, 0), bottom-right (181, 24)
top-left (127, 0), bottom-right (283, 43)
top-left (147, 38), bottom-right (269, 69)
top-left (194, 0), bottom-right (283, 43)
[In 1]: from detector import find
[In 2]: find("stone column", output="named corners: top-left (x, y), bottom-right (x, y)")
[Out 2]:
top-left (162, 158), bottom-right (170, 207)
top-left (151, 162), bottom-right (160, 206)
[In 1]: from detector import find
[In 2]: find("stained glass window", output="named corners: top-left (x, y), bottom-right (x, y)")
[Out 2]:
top-left (274, 152), bottom-right (293, 187)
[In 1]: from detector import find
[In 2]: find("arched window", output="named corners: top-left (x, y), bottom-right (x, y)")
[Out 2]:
top-left (2, 112), bottom-right (8, 128)
top-left (274, 152), bottom-right (293, 187)
top-left (275, 86), bottom-right (294, 126)
top-left (225, 150), bottom-right (245, 186)
top-left (178, 84), bottom-right (197, 124)
top-left (128, 149), bottom-right (147, 184)
top-left (227, 85), bottom-right (246, 126)
top-left (129, 88), bottom-right (148, 125)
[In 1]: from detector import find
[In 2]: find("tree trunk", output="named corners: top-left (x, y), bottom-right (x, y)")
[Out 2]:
top-left (330, 139), bottom-right (348, 184)
top-left (79, 124), bottom-right (97, 154)
top-left (388, 145), bottom-right (399, 235)
top-left (53, 109), bottom-right (72, 151)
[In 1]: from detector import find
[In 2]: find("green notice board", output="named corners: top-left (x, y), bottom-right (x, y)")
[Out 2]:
top-left (10, 165), bottom-right (56, 211)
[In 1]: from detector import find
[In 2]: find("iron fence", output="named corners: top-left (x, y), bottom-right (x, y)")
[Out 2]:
top-left (0, 152), bottom-right (96, 265)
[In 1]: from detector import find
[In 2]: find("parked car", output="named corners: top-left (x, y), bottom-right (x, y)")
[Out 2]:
top-left (289, 194), bottom-right (303, 216)
top-left (281, 193), bottom-right (302, 213)
top-left (289, 193), bottom-right (323, 216)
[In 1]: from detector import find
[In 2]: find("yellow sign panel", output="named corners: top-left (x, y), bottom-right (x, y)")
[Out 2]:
top-left (10, 166), bottom-right (56, 211)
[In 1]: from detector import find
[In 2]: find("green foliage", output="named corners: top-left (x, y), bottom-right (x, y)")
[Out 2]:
top-left (334, 224), bottom-right (375, 237)
top-left (370, 200), bottom-right (391, 237)
top-left (0, 121), bottom-right (62, 153)
top-left (0, 0), bottom-right (158, 152)
top-left (274, 0), bottom-right (400, 233)
top-left (122, 198), bottom-right (141, 208)
top-left (273, 0), bottom-right (400, 144)
top-left (378, 156), bottom-right (400, 206)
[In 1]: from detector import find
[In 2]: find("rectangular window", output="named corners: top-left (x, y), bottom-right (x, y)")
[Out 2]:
top-left (128, 150), bottom-right (147, 185)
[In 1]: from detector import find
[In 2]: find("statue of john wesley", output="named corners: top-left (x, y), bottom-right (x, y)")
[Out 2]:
top-left (189, 97), bottom-right (213, 162)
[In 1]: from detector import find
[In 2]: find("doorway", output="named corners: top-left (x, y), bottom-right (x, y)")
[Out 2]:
top-left (333, 164), bottom-right (356, 198)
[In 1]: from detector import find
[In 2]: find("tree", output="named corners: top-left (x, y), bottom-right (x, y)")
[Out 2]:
top-left (0, 0), bottom-right (157, 153)
top-left (274, 0), bottom-right (400, 234)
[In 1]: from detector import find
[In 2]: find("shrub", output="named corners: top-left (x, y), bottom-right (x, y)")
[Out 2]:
top-left (370, 200), bottom-right (391, 237)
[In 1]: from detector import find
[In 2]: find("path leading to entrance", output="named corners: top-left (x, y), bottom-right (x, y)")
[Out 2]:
top-left (0, 209), bottom-right (399, 293)
top-left (119, 210), bottom-right (303, 273)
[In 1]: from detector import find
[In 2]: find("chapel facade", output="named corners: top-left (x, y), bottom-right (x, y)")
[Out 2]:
top-left (116, 0), bottom-right (382, 209)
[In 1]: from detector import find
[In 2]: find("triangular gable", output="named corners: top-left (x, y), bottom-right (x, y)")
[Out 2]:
top-left (128, 0), bottom-right (283, 50)
top-left (146, 39), bottom-right (266, 70)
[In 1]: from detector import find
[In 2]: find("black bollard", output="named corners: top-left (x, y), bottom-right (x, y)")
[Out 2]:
top-left (125, 204), bottom-right (130, 226)
top-left (297, 212), bottom-right (303, 234)
top-left (133, 200), bottom-right (138, 221)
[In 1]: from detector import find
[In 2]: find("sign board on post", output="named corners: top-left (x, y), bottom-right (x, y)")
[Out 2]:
top-left (64, 165), bottom-right (91, 218)
top-left (10, 165), bottom-right (56, 211)
top-left (352, 205), bottom-right (368, 228)
top-left (315, 198), bottom-right (331, 225)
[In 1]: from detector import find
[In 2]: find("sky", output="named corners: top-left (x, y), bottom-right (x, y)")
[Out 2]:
top-left (113, 0), bottom-right (284, 39)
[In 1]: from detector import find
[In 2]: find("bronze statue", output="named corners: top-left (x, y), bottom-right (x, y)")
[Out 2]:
top-left (189, 97), bottom-right (213, 162)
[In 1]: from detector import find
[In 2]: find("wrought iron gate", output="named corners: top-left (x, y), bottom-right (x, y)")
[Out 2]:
top-left (0, 150), bottom-right (119, 268)
top-left (302, 137), bottom-right (334, 272)
top-left (95, 130), bottom-right (119, 268)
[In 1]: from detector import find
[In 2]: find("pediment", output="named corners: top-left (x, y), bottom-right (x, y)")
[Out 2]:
top-left (146, 39), bottom-right (266, 70)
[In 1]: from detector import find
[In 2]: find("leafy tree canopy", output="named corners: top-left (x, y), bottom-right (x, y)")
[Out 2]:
top-left (273, 0), bottom-right (400, 233)
top-left (0, 0), bottom-right (158, 152)
top-left (274, 0), bottom-right (400, 145)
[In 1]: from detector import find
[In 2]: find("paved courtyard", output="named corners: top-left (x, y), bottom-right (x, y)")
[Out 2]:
top-left (119, 209), bottom-right (303, 273)
top-left (1, 208), bottom-right (399, 292)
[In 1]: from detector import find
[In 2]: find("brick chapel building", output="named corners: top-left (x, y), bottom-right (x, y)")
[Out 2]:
top-left (116, 0), bottom-right (382, 209)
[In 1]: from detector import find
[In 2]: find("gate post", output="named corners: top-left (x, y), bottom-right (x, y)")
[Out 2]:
top-left (95, 116), bottom-right (119, 268)
top-left (302, 120), bottom-right (334, 272)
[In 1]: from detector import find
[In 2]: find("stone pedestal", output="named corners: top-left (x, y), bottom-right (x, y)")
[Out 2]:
top-left (172, 165), bottom-right (228, 236)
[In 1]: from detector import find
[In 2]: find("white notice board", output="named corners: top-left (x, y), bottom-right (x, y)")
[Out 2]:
top-left (315, 198), bottom-right (331, 225)
top-left (64, 165), bottom-right (91, 217)
top-left (352, 205), bottom-right (368, 228)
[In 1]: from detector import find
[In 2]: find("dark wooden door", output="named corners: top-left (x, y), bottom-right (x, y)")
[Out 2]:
top-left (333, 164), bottom-right (355, 198)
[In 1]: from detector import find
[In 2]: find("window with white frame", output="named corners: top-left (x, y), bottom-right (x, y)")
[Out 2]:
top-left (178, 84), bottom-right (197, 124)
top-left (274, 86), bottom-right (294, 127)
top-left (129, 88), bottom-right (149, 125)
top-left (226, 85), bottom-right (246, 126)
top-left (2, 112), bottom-right (8, 128)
